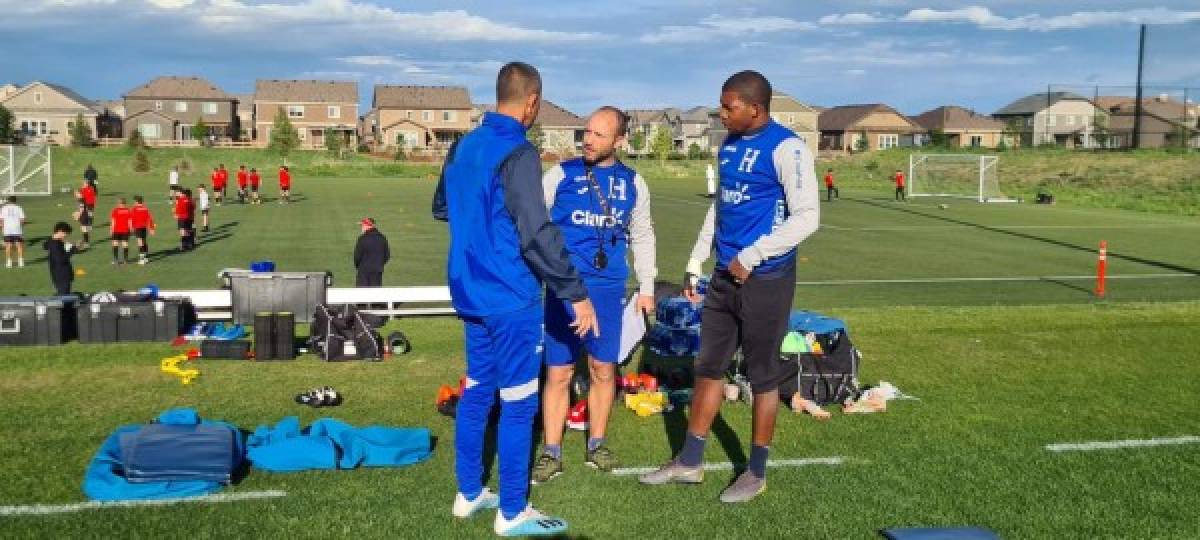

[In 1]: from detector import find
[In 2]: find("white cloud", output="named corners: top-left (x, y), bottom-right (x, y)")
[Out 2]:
top-left (145, 0), bottom-right (193, 8)
top-left (819, 13), bottom-right (889, 25)
top-left (901, 6), bottom-right (1200, 31)
top-left (640, 14), bottom-right (812, 44)
top-left (846, 69), bottom-right (867, 76)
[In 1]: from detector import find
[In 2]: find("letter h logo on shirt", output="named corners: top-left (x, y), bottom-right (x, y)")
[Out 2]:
top-left (737, 148), bottom-right (761, 173)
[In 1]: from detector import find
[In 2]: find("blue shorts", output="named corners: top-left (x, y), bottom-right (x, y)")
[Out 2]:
top-left (544, 282), bottom-right (626, 366)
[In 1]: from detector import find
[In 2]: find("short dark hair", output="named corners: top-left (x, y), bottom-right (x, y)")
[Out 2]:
top-left (6, 196), bottom-right (15, 203)
top-left (496, 62), bottom-right (542, 105)
top-left (54, 221), bottom-right (72, 233)
top-left (722, 70), bottom-right (772, 112)
top-left (134, 195), bottom-right (144, 203)
top-left (118, 197), bottom-right (126, 204)
top-left (595, 106), bottom-right (629, 137)
top-left (182, 188), bottom-right (192, 196)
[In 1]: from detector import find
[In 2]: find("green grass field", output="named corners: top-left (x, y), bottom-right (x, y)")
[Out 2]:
top-left (1, 148), bottom-right (1198, 538)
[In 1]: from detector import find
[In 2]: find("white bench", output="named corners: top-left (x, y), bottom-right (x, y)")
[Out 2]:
top-left (157, 286), bottom-right (456, 321)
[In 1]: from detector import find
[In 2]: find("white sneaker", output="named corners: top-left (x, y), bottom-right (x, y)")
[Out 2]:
top-left (452, 488), bottom-right (498, 519)
top-left (494, 505), bottom-right (568, 537)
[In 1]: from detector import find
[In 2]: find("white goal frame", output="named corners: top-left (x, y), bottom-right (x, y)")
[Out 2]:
top-left (907, 153), bottom-right (1016, 203)
top-left (0, 144), bottom-right (52, 196)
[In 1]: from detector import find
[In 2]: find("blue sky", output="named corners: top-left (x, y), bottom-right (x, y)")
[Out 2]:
top-left (1, 1), bottom-right (1197, 116)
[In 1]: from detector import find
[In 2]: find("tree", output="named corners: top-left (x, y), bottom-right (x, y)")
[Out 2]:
top-left (393, 137), bottom-right (407, 161)
top-left (928, 128), bottom-right (949, 148)
top-left (323, 128), bottom-right (344, 156)
top-left (190, 117), bottom-right (209, 145)
top-left (126, 128), bottom-right (146, 150)
top-left (855, 129), bottom-right (869, 152)
top-left (526, 123), bottom-right (545, 152)
top-left (133, 150), bottom-right (151, 172)
top-left (629, 131), bottom-right (646, 155)
top-left (1002, 118), bottom-right (1025, 149)
top-left (69, 113), bottom-right (94, 147)
top-left (0, 104), bottom-right (16, 144)
top-left (687, 142), bottom-right (704, 159)
top-left (651, 127), bottom-right (673, 162)
top-left (268, 109), bottom-right (300, 156)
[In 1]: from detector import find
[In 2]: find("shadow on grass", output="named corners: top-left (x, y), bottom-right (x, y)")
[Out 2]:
top-left (641, 349), bottom-right (746, 467)
top-left (847, 196), bottom-right (1200, 275)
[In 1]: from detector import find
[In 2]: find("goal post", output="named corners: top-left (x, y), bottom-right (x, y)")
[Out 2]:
top-left (0, 144), bottom-right (52, 196)
top-left (907, 153), bottom-right (1016, 203)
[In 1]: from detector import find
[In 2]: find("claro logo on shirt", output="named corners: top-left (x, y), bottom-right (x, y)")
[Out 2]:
top-left (721, 183), bottom-right (751, 205)
top-left (571, 209), bottom-right (624, 227)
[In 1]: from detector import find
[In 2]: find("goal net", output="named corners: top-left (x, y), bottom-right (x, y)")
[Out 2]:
top-left (908, 154), bottom-right (1015, 203)
top-left (0, 144), bottom-right (52, 196)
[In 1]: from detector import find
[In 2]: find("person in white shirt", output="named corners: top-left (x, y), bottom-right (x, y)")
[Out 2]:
top-left (1, 196), bottom-right (26, 268)
top-left (168, 166), bottom-right (180, 202)
top-left (705, 162), bottom-right (716, 197)
top-left (197, 184), bottom-right (211, 233)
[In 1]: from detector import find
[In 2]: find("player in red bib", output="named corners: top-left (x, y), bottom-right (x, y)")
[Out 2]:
top-left (278, 165), bottom-right (292, 204)
top-left (249, 168), bottom-right (262, 205)
top-left (824, 168), bottom-right (839, 201)
top-left (109, 198), bottom-right (133, 264)
top-left (214, 164), bottom-right (228, 205)
top-left (893, 169), bottom-right (906, 202)
top-left (174, 189), bottom-right (193, 251)
top-left (236, 164), bottom-right (249, 204)
top-left (130, 195), bottom-right (156, 265)
top-left (77, 179), bottom-right (97, 249)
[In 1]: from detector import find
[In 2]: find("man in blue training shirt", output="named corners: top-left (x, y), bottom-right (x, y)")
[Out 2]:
top-left (432, 62), bottom-right (597, 537)
top-left (639, 70), bottom-right (820, 503)
top-left (532, 106), bottom-right (657, 483)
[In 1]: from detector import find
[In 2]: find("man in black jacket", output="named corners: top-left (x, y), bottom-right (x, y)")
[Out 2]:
top-left (353, 217), bottom-right (389, 287)
top-left (44, 221), bottom-right (77, 295)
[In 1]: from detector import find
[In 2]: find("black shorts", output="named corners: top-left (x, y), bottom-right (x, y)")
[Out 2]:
top-left (177, 219), bottom-right (192, 230)
top-left (78, 208), bottom-right (93, 226)
top-left (3, 235), bottom-right (22, 243)
top-left (693, 265), bottom-right (797, 393)
top-left (134, 228), bottom-right (148, 240)
top-left (112, 232), bottom-right (130, 241)
top-left (251, 185), bottom-right (259, 192)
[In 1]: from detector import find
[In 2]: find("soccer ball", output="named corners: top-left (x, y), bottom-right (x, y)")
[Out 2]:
top-left (938, 204), bottom-right (949, 210)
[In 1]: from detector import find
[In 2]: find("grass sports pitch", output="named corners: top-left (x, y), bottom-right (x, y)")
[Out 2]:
top-left (1, 151), bottom-right (1198, 538)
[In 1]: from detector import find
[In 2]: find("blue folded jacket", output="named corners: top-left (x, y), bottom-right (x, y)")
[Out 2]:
top-left (247, 416), bottom-right (432, 472)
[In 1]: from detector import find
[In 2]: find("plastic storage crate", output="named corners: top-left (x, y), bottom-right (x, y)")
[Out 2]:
top-left (221, 271), bottom-right (331, 325)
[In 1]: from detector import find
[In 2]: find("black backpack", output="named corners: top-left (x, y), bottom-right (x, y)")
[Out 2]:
top-left (779, 330), bottom-right (862, 406)
top-left (309, 304), bottom-right (383, 361)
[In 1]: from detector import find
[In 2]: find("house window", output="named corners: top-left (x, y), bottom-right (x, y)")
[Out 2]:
top-left (155, 101), bottom-right (163, 111)
top-left (327, 106), bottom-right (340, 119)
top-left (422, 111), bottom-right (432, 122)
top-left (33, 92), bottom-right (42, 104)
top-left (288, 105), bottom-right (304, 118)
top-left (138, 124), bottom-right (160, 139)
top-left (878, 134), bottom-right (899, 149)
top-left (203, 102), bottom-right (218, 115)
top-left (970, 135), bottom-right (983, 147)
top-left (406, 111), bottom-right (413, 120)
top-left (1025, 117), bottom-right (1033, 127)
top-left (175, 102), bottom-right (188, 113)
top-left (443, 110), bottom-right (455, 122)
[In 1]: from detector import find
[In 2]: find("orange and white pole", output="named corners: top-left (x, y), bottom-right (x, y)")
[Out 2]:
top-left (1095, 240), bottom-right (1107, 298)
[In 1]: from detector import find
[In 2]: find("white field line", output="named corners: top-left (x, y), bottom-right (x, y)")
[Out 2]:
top-left (1046, 436), bottom-right (1200, 453)
top-left (823, 223), bottom-right (1199, 231)
top-left (0, 490), bottom-right (287, 517)
top-left (795, 273), bottom-right (1198, 286)
top-left (611, 457), bottom-right (844, 476)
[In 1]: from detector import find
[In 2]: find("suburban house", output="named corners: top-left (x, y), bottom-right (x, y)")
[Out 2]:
top-left (123, 76), bottom-right (239, 142)
top-left (818, 103), bottom-right (922, 152)
top-left (0, 81), bottom-right (105, 145)
top-left (1093, 95), bottom-right (1200, 149)
top-left (231, 93), bottom-right (254, 141)
top-left (706, 109), bottom-right (728, 153)
top-left (367, 85), bottom-right (472, 150)
top-left (0, 84), bottom-right (18, 101)
top-left (533, 101), bottom-right (585, 155)
top-left (94, 99), bottom-right (125, 139)
top-left (911, 105), bottom-right (1007, 148)
top-left (624, 109), bottom-right (671, 154)
top-left (770, 92), bottom-right (819, 155)
top-left (663, 106), bottom-right (714, 154)
top-left (254, 80), bottom-right (358, 149)
top-left (992, 92), bottom-right (1106, 148)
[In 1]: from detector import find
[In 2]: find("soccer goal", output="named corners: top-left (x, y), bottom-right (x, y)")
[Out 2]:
top-left (0, 144), bottom-right (52, 196)
top-left (908, 154), bottom-right (1016, 203)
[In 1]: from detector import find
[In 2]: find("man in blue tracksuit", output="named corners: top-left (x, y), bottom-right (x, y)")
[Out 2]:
top-left (532, 106), bottom-right (657, 484)
top-left (639, 71), bottom-right (820, 503)
top-left (432, 62), bottom-right (597, 537)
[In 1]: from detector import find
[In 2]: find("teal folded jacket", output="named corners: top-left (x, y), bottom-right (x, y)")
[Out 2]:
top-left (247, 417), bottom-right (432, 472)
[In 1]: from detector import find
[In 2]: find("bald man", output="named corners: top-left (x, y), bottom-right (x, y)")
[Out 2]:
top-left (433, 61), bottom-right (593, 537)
top-left (532, 106), bottom-right (657, 484)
